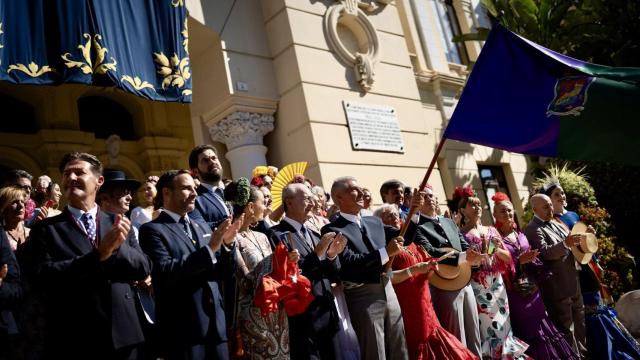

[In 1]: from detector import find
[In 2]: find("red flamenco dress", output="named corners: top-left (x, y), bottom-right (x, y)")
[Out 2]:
top-left (392, 243), bottom-right (479, 360)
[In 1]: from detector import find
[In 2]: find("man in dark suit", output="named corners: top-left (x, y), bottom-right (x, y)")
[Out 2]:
top-left (188, 145), bottom-right (230, 230)
top-left (268, 183), bottom-right (347, 359)
top-left (186, 145), bottom-right (237, 344)
top-left (322, 176), bottom-right (408, 360)
top-left (525, 194), bottom-right (586, 357)
top-left (413, 186), bottom-right (482, 357)
top-left (139, 170), bottom-right (240, 360)
top-left (28, 152), bottom-right (151, 359)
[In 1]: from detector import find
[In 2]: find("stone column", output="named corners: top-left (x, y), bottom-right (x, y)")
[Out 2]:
top-left (208, 111), bottom-right (274, 179)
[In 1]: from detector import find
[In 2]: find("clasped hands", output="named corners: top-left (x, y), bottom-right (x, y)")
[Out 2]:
top-left (314, 232), bottom-right (347, 259)
top-left (99, 214), bottom-right (132, 261)
top-left (210, 215), bottom-right (244, 252)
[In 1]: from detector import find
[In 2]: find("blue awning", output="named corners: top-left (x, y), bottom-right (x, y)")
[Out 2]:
top-left (0, 0), bottom-right (191, 102)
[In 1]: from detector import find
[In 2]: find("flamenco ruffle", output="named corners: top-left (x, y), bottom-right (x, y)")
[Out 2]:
top-left (520, 316), bottom-right (578, 360)
top-left (414, 326), bottom-right (479, 360)
top-left (254, 243), bottom-right (315, 317)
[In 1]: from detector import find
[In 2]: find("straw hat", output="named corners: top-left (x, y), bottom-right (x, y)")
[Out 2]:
top-left (570, 221), bottom-right (598, 264)
top-left (429, 247), bottom-right (472, 291)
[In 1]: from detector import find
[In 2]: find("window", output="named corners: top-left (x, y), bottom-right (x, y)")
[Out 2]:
top-left (478, 165), bottom-right (517, 226)
top-left (433, 0), bottom-right (469, 65)
top-left (0, 93), bottom-right (37, 134)
top-left (78, 96), bottom-right (137, 140)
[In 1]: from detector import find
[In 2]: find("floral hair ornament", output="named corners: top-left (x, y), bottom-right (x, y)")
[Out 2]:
top-left (540, 177), bottom-right (561, 197)
top-left (252, 166), bottom-right (269, 178)
top-left (232, 177), bottom-right (251, 207)
top-left (250, 176), bottom-right (264, 188)
top-left (491, 192), bottom-right (511, 204)
top-left (452, 186), bottom-right (476, 202)
top-left (267, 166), bottom-right (278, 179)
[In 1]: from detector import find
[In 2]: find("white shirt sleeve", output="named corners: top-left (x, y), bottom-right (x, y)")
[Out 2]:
top-left (205, 245), bottom-right (219, 265)
top-left (379, 248), bottom-right (389, 265)
top-left (458, 251), bottom-right (467, 265)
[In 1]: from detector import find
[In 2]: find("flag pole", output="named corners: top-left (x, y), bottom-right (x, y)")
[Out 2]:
top-left (384, 133), bottom-right (448, 272)
top-left (400, 135), bottom-right (447, 237)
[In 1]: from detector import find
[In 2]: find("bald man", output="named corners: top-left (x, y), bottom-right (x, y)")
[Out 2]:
top-left (525, 194), bottom-right (586, 357)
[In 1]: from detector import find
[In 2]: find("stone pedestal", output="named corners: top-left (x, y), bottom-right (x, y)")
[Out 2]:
top-left (208, 111), bottom-right (274, 179)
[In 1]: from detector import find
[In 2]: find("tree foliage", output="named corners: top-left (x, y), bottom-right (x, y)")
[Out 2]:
top-left (461, 0), bottom-right (640, 297)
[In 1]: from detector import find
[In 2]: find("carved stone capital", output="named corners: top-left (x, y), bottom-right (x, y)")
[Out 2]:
top-left (208, 111), bottom-right (275, 150)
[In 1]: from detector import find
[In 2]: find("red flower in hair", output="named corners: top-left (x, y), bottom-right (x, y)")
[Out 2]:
top-left (293, 174), bottom-right (305, 184)
top-left (251, 176), bottom-right (265, 187)
top-left (452, 186), bottom-right (475, 201)
top-left (491, 192), bottom-right (510, 204)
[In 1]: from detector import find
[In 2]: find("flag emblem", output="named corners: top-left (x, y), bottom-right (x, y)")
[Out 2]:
top-left (546, 75), bottom-right (595, 116)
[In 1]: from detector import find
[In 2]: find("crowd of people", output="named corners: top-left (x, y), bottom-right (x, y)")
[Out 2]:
top-left (0, 145), bottom-right (638, 360)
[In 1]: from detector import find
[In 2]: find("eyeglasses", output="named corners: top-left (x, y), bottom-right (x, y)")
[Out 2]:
top-left (19, 184), bottom-right (32, 192)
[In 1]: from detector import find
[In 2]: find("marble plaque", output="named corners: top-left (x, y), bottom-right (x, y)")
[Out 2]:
top-left (343, 100), bottom-right (404, 153)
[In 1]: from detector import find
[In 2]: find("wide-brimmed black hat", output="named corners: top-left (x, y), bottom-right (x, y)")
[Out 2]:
top-left (99, 169), bottom-right (141, 193)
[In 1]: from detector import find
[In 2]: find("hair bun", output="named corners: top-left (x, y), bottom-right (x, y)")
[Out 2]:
top-left (491, 192), bottom-right (510, 204)
top-left (224, 177), bottom-right (250, 207)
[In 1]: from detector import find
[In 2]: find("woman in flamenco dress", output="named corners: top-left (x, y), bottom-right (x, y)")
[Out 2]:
top-left (391, 239), bottom-right (479, 360)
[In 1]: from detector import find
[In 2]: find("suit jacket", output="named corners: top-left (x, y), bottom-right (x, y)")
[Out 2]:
top-left (268, 220), bottom-right (340, 322)
top-left (139, 211), bottom-right (235, 354)
top-left (322, 215), bottom-right (391, 284)
top-left (525, 217), bottom-right (579, 300)
top-left (189, 184), bottom-right (229, 231)
top-left (270, 221), bottom-right (342, 359)
top-left (0, 227), bottom-right (21, 336)
top-left (413, 215), bottom-right (469, 266)
top-left (28, 208), bottom-right (151, 356)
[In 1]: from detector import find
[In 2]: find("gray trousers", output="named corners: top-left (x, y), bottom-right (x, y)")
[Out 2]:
top-left (543, 287), bottom-right (587, 358)
top-left (344, 278), bottom-right (408, 360)
top-left (429, 284), bottom-right (482, 357)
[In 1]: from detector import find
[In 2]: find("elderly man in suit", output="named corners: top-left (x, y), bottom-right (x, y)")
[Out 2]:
top-left (525, 194), bottom-right (586, 357)
top-left (412, 186), bottom-right (482, 357)
top-left (322, 176), bottom-right (408, 360)
top-left (139, 170), bottom-right (240, 360)
top-left (27, 152), bottom-right (151, 359)
top-left (268, 183), bottom-right (347, 359)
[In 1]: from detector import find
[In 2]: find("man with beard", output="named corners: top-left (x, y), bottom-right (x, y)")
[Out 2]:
top-left (139, 170), bottom-right (241, 359)
top-left (188, 145), bottom-right (230, 230)
top-left (187, 145), bottom-right (238, 353)
top-left (27, 152), bottom-right (151, 359)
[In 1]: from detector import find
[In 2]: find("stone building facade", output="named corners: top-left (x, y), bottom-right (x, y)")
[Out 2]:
top-left (0, 0), bottom-right (533, 221)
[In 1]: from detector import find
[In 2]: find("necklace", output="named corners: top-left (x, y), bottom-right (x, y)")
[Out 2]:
top-left (6, 223), bottom-right (25, 244)
top-left (241, 230), bottom-right (266, 258)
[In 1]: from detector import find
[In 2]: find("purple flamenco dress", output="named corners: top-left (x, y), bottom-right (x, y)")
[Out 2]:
top-left (500, 229), bottom-right (579, 360)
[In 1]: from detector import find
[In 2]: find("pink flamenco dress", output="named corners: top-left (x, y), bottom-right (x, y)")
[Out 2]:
top-left (465, 228), bottom-right (530, 360)
top-left (392, 243), bottom-right (479, 360)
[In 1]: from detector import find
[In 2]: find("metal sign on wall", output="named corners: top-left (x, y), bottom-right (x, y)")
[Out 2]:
top-left (342, 101), bottom-right (405, 153)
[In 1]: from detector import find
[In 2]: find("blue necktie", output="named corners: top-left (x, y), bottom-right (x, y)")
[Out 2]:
top-left (179, 217), bottom-right (196, 246)
top-left (300, 226), bottom-right (314, 249)
top-left (81, 212), bottom-right (97, 247)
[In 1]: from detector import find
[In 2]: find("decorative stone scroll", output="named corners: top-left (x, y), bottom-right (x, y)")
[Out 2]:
top-left (324, 0), bottom-right (389, 92)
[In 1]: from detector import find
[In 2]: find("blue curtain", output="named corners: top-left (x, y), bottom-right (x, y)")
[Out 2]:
top-left (0, 0), bottom-right (191, 102)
